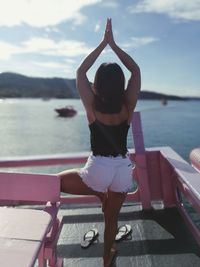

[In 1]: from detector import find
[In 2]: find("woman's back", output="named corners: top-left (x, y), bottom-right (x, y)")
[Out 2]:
top-left (90, 104), bottom-right (131, 126)
top-left (89, 104), bottom-right (130, 157)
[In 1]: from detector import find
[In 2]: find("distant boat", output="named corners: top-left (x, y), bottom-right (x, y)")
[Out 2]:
top-left (55, 106), bottom-right (77, 117)
top-left (161, 98), bottom-right (168, 106)
top-left (42, 97), bottom-right (50, 101)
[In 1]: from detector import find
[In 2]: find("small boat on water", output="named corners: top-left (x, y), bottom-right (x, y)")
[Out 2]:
top-left (161, 98), bottom-right (168, 106)
top-left (55, 106), bottom-right (77, 117)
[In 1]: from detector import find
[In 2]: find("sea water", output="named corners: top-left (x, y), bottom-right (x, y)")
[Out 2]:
top-left (0, 98), bottom-right (200, 174)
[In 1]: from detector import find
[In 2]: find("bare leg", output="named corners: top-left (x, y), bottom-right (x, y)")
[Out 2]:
top-left (57, 168), bottom-right (106, 205)
top-left (103, 191), bottom-right (126, 267)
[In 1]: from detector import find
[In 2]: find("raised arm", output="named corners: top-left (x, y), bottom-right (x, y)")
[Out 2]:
top-left (76, 23), bottom-right (108, 117)
top-left (107, 19), bottom-right (141, 111)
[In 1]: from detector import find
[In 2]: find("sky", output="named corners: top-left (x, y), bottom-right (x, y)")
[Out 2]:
top-left (0, 0), bottom-right (200, 97)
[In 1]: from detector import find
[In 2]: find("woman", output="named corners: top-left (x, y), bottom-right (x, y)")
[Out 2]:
top-left (58, 18), bottom-right (141, 267)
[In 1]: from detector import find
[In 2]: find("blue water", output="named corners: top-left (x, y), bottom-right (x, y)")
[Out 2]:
top-left (0, 98), bottom-right (200, 173)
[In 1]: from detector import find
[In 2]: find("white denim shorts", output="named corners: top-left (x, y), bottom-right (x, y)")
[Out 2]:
top-left (79, 154), bottom-right (134, 193)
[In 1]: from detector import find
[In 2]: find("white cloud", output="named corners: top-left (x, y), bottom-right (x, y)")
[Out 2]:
top-left (0, 0), bottom-right (101, 27)
top-left (32, 60), bottom-right (74, 76)
top-left (122, 36), bottom-right (158, 49)
top-left (128, 0), bottom-right (200, 21)
top-left (101, 1), bottom-right (119, 8)
top-left (32, 61), bottom-right (67, 69)
top-left (0, 37), bottom-right (94, 60)
top-left (0, 41), bottom-right (20, 60)
top-left (94, 21), bottom-right (101, 32)
top-left (23, 37), bottom-right (93, 57)
top-left (65, 58), bottom-right (76, 64)
top-left (45, 26), bottom-right (61, 34)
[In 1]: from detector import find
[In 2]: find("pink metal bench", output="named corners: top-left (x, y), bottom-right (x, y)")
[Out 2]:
top-left (0, 207), bottom-right (52, 267)
top-left (0, 172), bottom-right (63, 267)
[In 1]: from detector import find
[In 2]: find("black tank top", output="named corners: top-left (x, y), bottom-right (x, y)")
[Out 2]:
top-left (89, 120), bottom-right (130, 157)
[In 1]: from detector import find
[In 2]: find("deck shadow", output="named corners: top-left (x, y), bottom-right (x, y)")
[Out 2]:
top-left (58, 207), bottom-right (200, 259)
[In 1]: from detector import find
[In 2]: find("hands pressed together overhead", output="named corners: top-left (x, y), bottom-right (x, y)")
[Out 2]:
top-left (102, 18), bottom-right (116, 48)
top-left (77, 17), bottom-right (141, 120)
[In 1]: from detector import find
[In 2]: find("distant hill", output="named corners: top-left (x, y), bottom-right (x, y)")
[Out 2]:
top-left (0, 72), bottom-right (198, 100)
top-left (139, 90), bottom-right (184, 100)
top-left (0, 72), bottom-right (79, 98)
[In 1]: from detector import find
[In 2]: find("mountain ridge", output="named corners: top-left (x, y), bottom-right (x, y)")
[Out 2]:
top-left (0, 72), bottom-right (199, 100)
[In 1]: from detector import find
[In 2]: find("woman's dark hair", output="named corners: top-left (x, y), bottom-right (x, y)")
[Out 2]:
top-left (93, 62), bottom-right (125, 114)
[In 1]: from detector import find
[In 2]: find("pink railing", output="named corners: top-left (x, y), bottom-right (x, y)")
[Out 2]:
top-left (1, 112), bottom-right (200, 246)
top-left (190, 148), bottom-right (200, 172)
top-left (160, 147), bottom-right (200, 246)
top-left (0, 112), bottom-right (146, 206)
top-left (0, 150), bottom-right (139, 205)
